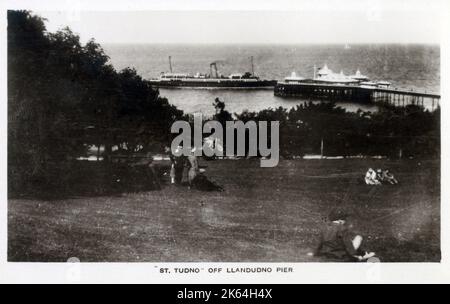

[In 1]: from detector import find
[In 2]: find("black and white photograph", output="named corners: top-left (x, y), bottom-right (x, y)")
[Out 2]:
top-left (1, 0), bottom-right (449, 284)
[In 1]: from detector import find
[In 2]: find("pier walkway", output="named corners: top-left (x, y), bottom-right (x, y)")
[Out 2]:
top-left (274, 82), bottom-right (440, 110)
top-left (372, 87), bottom-right (440, 110)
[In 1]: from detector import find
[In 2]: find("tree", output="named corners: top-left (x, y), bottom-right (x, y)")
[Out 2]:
top-left (8, 10), bottom-right (185, 195)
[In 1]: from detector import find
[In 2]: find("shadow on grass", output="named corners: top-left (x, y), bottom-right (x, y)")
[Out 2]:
top-left (8, 161), bottom-right (170, 200)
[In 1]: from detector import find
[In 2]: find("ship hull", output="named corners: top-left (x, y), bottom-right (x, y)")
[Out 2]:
top-left (149, 79), bottom-right (277, 89)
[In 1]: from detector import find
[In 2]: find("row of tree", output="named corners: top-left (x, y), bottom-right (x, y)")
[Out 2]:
top-left (232, 101), bottom-right (439, 158)
top-left (179, 98), bottom-right (439, 160)
top-left (196, 98), bottom-right (439, 159)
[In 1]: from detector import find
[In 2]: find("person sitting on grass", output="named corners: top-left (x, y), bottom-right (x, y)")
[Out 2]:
top-left (191, 173), bottom-right (224, 192)
top-left (380, 169), bottom-right (398, 185)
top-left (376, 169), bottom-right (384, 182)
top-left (314, 212), bottom-right (376, 262)
top-left (365, 168), bottom-right (381, 185)
top-left (184, 148), bottom-right (224, 192)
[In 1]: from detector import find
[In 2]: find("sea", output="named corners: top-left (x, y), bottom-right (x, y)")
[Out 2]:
top-left (103, 44), bottom-right (440, 116)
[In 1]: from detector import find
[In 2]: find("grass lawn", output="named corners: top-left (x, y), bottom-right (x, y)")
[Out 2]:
top-left (8, 158), bottom-right (440, 262)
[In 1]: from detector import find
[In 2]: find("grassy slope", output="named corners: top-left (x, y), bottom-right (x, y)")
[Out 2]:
top-left (8, 158), bottom-right (440, 262)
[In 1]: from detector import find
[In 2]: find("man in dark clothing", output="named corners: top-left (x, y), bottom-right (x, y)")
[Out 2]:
top-left (315, 214), bottom-right (375, 262)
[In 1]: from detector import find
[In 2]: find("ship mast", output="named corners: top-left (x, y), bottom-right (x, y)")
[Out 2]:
top-left (250, 56), bottom-right (254, 75)
top-left (168, 56), bottom-right (173, 73)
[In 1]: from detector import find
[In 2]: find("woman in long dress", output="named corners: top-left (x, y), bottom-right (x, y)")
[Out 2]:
top-left (166, 145), bottom-right (186, 185)
top-left (187, 148), bottom-right (199, 188)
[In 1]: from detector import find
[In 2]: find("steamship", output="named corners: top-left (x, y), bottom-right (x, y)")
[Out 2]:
top-left (148, 56), bottom-right (277, 89)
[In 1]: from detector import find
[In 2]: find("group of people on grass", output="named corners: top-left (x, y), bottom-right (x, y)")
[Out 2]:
top-left (315, 167), bottom-right (400, 261)
top-left (165, 146), bottom-right (223, 191)
top-left (166, 146), bottom-right (199, 188)
top-left (162, 145), bottom-right (382, 261)
top-left (365, 168), bottom-right (398, 185)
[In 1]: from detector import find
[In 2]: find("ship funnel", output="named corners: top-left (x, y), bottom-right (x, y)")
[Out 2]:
top-left (210, 62), bottom-right (219, 78)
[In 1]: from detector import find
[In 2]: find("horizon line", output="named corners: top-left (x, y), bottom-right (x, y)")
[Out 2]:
top-left (101, 42), bottom-right (441, 46)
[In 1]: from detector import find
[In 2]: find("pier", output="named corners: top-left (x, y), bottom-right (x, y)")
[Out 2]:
top-left (371, 87), bottom-right (440, 110)
top-left (274, 82), bottom-right (440, 110)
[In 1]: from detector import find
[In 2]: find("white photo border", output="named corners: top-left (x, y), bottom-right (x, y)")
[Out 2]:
top-left (0, 0), bottom-right (448, 284)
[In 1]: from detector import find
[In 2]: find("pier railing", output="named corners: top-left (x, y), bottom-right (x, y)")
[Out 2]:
top-left (274, 82), bottom-right (440, 110)
top-left (371, 87), bottom-right (440, 110)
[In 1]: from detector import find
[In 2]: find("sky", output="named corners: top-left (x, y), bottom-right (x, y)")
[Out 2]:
top-left (32, 0), bottom-right (443, 44)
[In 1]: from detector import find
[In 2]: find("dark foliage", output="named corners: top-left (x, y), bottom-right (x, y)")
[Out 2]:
top-left (235, 102), bottom-right (440, 159)
top-left (8, 11), bottom-right (183, 196)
